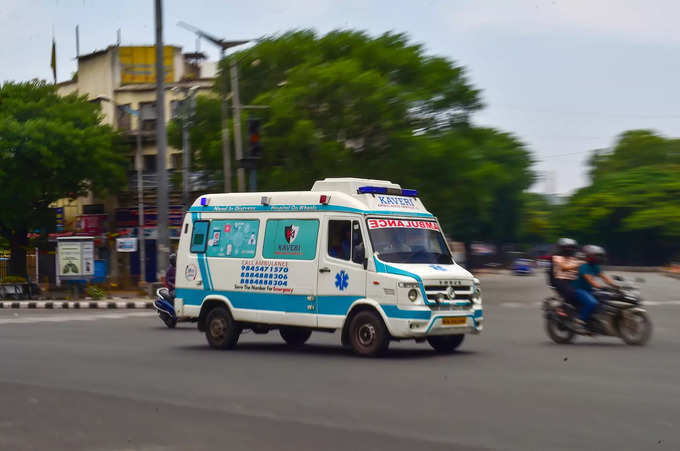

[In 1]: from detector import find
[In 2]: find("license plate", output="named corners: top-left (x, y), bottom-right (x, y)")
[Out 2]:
top-left (442, 317), bottom-right (467, 326)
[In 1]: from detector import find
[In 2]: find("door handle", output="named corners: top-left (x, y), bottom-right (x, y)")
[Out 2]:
top-left (319, 267), bottom-right (331, 273)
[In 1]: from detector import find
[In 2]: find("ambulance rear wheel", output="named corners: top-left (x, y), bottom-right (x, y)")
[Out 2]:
top-left (427, 334), bottom-right (464, 353)
top-left (205, 306), bottom-right (240, 350)
top-left (349, 310), bottom-right (390, 357)
top-left (279, 327), bottom-right (312, 346)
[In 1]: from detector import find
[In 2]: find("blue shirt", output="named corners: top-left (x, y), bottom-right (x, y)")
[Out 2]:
top-left (573, 262), bottom-right (601, 291)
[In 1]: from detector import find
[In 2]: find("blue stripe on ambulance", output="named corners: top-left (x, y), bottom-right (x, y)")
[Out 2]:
top-left (189, 204), bottom-right (434, 218)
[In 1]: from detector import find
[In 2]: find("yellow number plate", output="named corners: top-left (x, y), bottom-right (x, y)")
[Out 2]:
top-left (442, 317), bottom-right (467, 326)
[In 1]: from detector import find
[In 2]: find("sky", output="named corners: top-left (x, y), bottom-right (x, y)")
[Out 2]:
top-left (3, 0), bottom-right (680, 195)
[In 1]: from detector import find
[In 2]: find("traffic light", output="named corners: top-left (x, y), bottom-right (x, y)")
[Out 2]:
top-left (247, 118), bottom-right (262, 159)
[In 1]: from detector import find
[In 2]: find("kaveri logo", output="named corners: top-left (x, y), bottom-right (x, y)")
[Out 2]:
top-left (284, 225), bottom-right (299, 243)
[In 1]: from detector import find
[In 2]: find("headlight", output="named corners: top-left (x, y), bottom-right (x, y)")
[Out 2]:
top-left (398, 282), bottom-right (419, 288)
top-left (408, 289), bottom-right (419, 302)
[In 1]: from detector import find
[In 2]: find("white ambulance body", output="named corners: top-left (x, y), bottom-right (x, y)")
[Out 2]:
top-left (175, 178), bottom-right (483, 356)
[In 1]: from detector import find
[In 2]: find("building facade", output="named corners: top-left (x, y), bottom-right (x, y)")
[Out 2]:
top-left (56, 44), bottom-right (216, 286)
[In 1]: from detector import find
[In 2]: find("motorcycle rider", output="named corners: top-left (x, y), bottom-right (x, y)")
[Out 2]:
top-left (572, 245), bottom-right (618, 328)
top-left (551, 238), bottom-right (581, 303)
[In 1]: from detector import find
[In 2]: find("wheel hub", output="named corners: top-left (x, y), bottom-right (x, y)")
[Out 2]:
top-left (357, 323), bottom-right (376, 346)
top-left (210, 318), bottom-right (226, 340)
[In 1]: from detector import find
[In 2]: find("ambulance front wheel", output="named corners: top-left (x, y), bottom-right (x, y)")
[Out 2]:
top-left (348, 310), bottom-right (390, 357)
top-left (205, 306), bottom-right (240, 350)
top-left (279, 327), bottom-right (312, 346)
top-left (427, 334), bottom-right (465, 353)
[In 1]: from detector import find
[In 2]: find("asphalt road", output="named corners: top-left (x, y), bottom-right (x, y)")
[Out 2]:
top-left (1, 272), bottom-right (679, 451)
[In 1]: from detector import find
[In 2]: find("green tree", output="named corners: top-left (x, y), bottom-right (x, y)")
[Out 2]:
top-left (172, 30), bottom-right (533, 247)
top-left (560, 130), bottom-right (680, 264)
top-left (0, 80), bottom-right (126, 276)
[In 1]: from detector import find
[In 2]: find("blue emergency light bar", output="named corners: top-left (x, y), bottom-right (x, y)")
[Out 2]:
top-left (357, 186), bottom-right (419, 197)
top-left (200, 197), bottom-right (208, 206)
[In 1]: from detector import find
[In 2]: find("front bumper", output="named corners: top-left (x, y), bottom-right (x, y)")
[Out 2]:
top-left (384, 306), bottom-right (484, 338)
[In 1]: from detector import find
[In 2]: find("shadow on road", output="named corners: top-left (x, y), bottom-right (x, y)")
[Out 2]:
top-left (173, 342), bottom-right (478, 360)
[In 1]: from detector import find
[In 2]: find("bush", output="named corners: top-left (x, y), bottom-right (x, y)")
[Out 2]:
top-left (1, 276), bottom-right (27, 284)
top-left (86, 285), bottom-right (106, 300)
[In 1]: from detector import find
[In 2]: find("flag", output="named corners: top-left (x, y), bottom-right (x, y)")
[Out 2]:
top-left (50, 38), bottom-right (56, 83)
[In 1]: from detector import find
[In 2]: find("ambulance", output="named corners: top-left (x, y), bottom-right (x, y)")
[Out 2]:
top-left (175, 178), bottom-right (483, 356)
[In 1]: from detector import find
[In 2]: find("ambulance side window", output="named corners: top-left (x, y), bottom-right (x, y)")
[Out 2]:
top-left (352, 220), bottom-right (365, 264)
top-left (328, 220), bottom-right (351, 261)
top-left (190, 220), bottom-right (209, 253)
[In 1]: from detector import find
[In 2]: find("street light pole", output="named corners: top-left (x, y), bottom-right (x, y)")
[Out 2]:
top-left (230, 61), bottom-right (245, 192)
top-left (154, 0), bottom-right (169, 279)
top-left (176, 22), bottom-right (251, 193)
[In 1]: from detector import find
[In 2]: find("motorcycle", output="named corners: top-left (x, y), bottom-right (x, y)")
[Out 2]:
top-left (154, 288), bottom-right (178, 329)
top-left (543, 276), bottom-right (652, 345)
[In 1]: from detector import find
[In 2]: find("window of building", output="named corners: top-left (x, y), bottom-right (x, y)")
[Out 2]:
top-left (171, 153), bottom-right (182, 170)
top-left (139, 102), bottom-right (157, 131)
top-left (143, 155), bottom-right (156, 173)
top-left (205, 220), bottom-right (259, 259)
top-left (262, 219), bottom-right (319, 260)
top-left (190, 220), bottom-right (209, 253)
top-left (116, 104), bottom-right (132, 131)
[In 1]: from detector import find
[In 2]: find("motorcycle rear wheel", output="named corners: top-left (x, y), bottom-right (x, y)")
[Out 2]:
top-left (546, 317), bottom-right (575, 344)
top-left (618, 311), bottom-right (652, 346)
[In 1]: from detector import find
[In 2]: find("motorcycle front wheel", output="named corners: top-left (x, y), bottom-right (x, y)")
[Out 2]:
top-left (160, 312), bottom-right (177, 329)
top-left (618, 310), bottom-right (652, 346)
top-left (546, 317), bottom-right (575, 344)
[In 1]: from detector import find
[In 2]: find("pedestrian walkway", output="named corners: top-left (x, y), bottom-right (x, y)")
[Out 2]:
top-left (0, 311), bottom-right (155, 325)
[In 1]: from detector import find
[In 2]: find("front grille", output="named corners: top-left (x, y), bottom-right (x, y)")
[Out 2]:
top-left (425, 283), bottom-right (473, 303)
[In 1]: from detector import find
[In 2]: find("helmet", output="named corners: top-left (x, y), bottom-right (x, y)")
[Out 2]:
top-left (169, 253), bottom-right (177, 267)
top-left (557, 238), bottom-right (578, 256)
top-left (582, 245), bottom-right (606, 264)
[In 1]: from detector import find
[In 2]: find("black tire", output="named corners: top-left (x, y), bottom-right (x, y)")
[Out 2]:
top-left (348, 310), bottom-right (390, 357)
top-left (427, 334), bottom-right (465, 353)
top-left (279, 327), bottom-right (312, 346)
top-left (546, 317), bottom-right (575, 344)
top-left (160, 312), bottom-right (177, 329)
top-left (618, 310), bottom-right (652, 346)
top-left (205, 306), bottom-right (240, 349)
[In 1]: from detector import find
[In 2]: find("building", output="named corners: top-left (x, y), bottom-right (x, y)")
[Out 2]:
top-left (55, 44), bottom-right (216, 286)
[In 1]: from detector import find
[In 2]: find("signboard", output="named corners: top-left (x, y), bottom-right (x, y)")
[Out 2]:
top-left (54, 207), bottom-right (65, 232)
top-left (119, 46), bottom-right (174, 84)
top-left (116, 237), bottom-right (138, 253)
top-left (77, 214), bottom-right (106, 235)
top-left (57, 237), bottom-right (95, 279)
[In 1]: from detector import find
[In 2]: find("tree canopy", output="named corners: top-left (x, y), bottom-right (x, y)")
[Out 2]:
top-left (171, 30), bottom-right (534, 246)
top-left (559, 130), bottom-right (680, 264)
top-left (0, 80), bottom-right (126, 275)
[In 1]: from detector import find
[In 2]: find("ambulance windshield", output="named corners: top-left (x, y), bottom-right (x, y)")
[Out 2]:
top-left (367, 218), bottom-right (453, 264)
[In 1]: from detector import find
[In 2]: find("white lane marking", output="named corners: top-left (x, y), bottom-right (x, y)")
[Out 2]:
top-left (0, 312), bottom-right (155, 325)
top-left (500, 300), bottom-right (680, 308)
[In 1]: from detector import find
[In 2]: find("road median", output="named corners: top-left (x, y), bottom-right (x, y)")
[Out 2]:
top-left (0, 300), bottom-right (154, 309)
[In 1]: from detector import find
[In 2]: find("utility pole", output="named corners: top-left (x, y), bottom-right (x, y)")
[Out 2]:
top-left (155, 0), bottom-right (169, 279)
top-left (176, 21), bottom-right (250, 193)
top-left (231, 62), bottom-right (245, 192)
top-left (135, 113), bottom-right (146, 285)
top-left (220, 48), bottom-right (232, 193)
top-left (179, 86), bottom-right (197, 209)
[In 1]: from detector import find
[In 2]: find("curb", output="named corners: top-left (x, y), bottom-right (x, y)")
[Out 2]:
top-left (0, 301), bottom-right (154, 310)
top-left (662, 271), bottom-right (680, 280)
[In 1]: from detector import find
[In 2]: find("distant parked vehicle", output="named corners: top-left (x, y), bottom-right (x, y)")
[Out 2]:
top-left (511, 258), bottom-right (534, 276)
